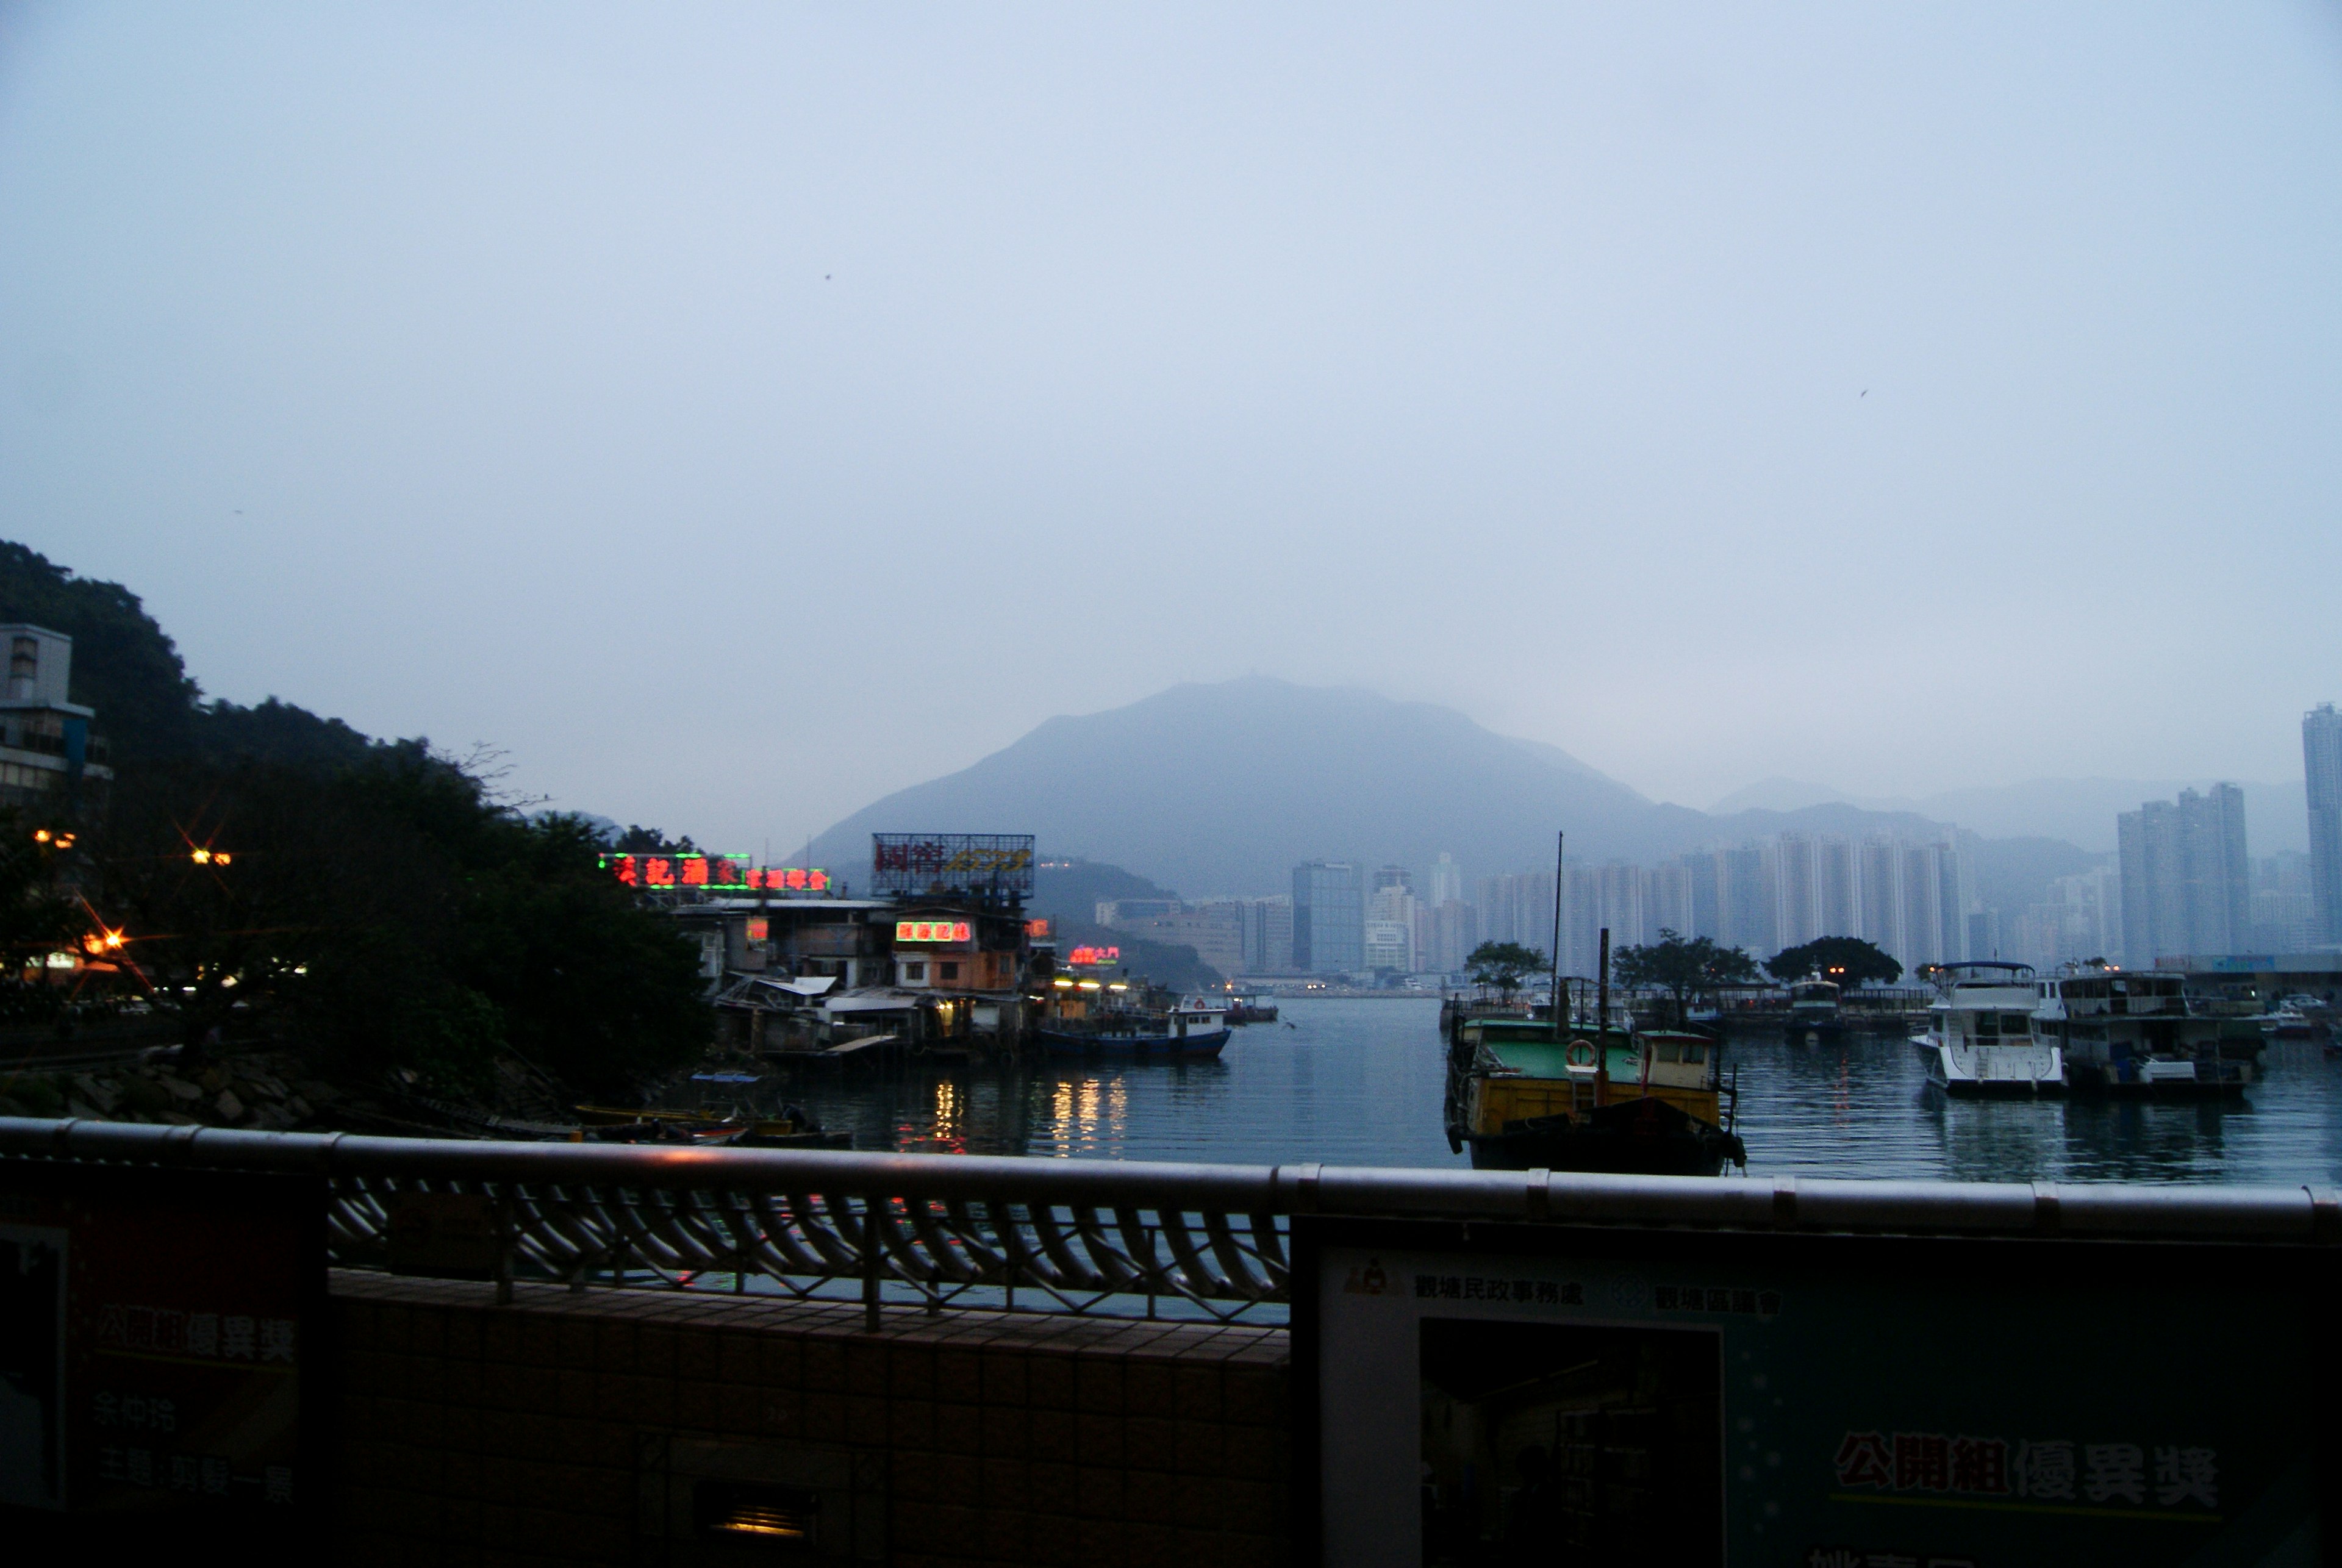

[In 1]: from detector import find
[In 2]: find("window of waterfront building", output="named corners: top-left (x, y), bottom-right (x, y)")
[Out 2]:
top-left (940, 962), bottom-right (959, 982)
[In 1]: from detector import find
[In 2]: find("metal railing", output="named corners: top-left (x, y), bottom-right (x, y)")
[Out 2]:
top-left (2, 1117), bottom-right (2335, 1327)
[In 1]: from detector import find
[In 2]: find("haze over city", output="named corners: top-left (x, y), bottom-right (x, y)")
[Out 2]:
top-left (7, 4), bottom-right (2342, 855)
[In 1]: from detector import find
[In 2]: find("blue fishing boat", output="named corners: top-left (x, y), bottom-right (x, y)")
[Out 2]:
top-left (1035, 999), bottom-right (1231, 1061)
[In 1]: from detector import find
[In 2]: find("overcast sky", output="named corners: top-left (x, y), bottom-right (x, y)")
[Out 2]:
top-left (5, 3), bottom-right (2340, 854)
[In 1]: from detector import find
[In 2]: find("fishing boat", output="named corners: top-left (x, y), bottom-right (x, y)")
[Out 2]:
top-left (2033, 965), bottom-right (2257, 1098)
top-left (1442, 1011), bottom-right (1744, 1176)
top-left (1224, 993), bottom-right (1280, 1025)
top-left (1782, 973), bottom-right (1846, 1046)
top-left (1914, 962), bottom-right (2063, 1097)
top-left (1034, 998), bottom-right (1231, 1061)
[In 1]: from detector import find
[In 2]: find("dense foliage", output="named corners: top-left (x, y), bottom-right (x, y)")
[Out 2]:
top-left (1764, 936), bottom-right (1903, 990)
top-left (5, 540), bottom-right (712, 1095)
top-left (1611, 929), bottom-right (1760, 1023)
top-left (1466, 940), bottom-right (1546, 997)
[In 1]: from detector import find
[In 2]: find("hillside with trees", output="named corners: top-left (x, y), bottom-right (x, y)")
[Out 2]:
top-left (3, 542), bottom-right (709, 1097)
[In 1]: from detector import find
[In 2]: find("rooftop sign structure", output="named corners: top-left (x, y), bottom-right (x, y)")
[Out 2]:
top-left (870, 833), bottom-right (1035, 895)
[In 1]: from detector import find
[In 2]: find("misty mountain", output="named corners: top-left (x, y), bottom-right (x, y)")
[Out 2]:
top-left (808, 679), bottom-right (1714, 897)
top-left (806, 678), bottom-right (2104, 906)
top-left (1710, 775), bottom-right (2308, 856)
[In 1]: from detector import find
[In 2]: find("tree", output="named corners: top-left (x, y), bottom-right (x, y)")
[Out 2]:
top-left (1466, 940), bottom-right (1546, 998)
top-left (1611, 929), bottom-right (1760, 1025)
top-left (1764, 936), bottom-right (1902, 991)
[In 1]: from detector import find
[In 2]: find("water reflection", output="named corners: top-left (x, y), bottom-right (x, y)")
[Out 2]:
top-left (743, 998), bottom-right (2342, 1184)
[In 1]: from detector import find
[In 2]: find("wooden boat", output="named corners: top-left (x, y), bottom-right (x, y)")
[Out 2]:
top-left (1443, 1015), bottom-right (1744, 1176)
top-left (571, 1103), bottom-right (850, 1148)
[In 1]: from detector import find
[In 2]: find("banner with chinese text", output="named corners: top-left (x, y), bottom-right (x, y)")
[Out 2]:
top-left (0, 1160), bottom-right (324, 1542)
top-left (1298, 1219), bottom-right (2329, 1567)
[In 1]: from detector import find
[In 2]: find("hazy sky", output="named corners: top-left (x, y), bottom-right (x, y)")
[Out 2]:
top-left (6, 3), bottom-right (2340, 854)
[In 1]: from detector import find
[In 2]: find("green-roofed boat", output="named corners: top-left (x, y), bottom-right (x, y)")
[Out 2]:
top-left (1442, 1013), bottom-right (1746, 1176)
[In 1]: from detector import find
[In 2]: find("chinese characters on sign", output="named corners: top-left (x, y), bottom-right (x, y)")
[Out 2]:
top-left (1655, 1283), bottom-right (1783, 1317)
top-left (601, 854), bottom-right (828, 893)
top-left (1834, 1431), bottom-right (2216, 1509)
top-left (1065, 946), bottom-right (1121, 965)
top-left (893, 920), bottom-right (973, 943)
top-left (95, 1303), bottom-right (297, 1363)
top-left (1413, 1273), bottom-right (1585, 1306)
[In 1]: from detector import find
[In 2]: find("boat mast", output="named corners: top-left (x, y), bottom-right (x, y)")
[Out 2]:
top-left (1595, 926), bottom-right (1611, 1104)
top-left (1548, 831), bottom-right (1565, 1032)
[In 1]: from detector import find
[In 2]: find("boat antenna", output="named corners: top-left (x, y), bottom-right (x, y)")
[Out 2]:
top-left (1548, 831), bottom-right (1565, 1033)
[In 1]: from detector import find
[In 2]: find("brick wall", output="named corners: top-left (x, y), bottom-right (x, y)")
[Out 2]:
top-left (330, 1272), bottom-right (1291, 1567)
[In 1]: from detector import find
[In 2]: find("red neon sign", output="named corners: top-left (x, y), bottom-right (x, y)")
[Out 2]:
top-left (600, 855), bottom-right (828, 893)
top-left (895, 920), bottom-right (972, 943)
top-left (1066, 946), bottom-right (1121, 965)
top-left (1026, 918), bottom-right (1053, 939)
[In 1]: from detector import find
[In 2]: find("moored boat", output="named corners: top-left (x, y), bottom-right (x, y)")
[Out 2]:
top-left (2035, 965), bottom-right (2255, 1098)
top-left (1443, 1013), bottom-right (1744, 1176)
top-left (1225, 993), bottom-right (1280, 1025)
top-left (1035, 998), bottom-right (1231, 1061)
top-left (1782, 973), bottom-right (1846, 1046)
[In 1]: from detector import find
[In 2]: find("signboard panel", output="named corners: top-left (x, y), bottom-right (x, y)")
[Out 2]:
top-left (870, 834), bottom-right (1034, 895)
top-left (1296, 1219), bottom-right (2335, 1568)
top-left (0, 1161), bottom-right (325, 1548)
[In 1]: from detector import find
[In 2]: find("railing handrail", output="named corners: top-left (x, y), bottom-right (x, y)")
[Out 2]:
top-left (3, 1116), bottom-right (2335, 1244)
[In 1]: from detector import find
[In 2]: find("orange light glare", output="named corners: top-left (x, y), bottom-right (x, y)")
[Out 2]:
top-left (32, 829), bottom-right (50, 843)
top-left (192, 848), bottom-right (212, 864)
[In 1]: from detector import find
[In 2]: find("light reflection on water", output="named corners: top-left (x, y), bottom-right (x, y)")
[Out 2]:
top-left (748, 997), bottom-right (2342, 1184)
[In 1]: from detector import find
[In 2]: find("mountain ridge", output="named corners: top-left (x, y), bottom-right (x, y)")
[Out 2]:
top-left (804, 678), bottom-right (2115, 904)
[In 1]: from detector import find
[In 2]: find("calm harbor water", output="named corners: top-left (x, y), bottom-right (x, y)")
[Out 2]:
top-left (748, 998), bottom-right (2342, 1185)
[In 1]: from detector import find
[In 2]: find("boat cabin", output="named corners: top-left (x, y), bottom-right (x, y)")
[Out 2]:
top-left (1170, 1000), bottom-right (1228, 1039)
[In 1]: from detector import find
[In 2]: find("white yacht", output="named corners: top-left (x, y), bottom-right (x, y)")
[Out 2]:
top-left (1916, 961), bottom-right (2064, 1097)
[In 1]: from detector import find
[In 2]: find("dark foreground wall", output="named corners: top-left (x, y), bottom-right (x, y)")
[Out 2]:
top-left (329, 1273), bottom-right (1291, 1567)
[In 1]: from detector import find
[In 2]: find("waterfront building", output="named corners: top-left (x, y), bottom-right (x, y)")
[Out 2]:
top-left (1236, 895), bottom-right (1295, 975)
top-left (2118, 784), bottom-right (2250, 962)
top-left (1117, 903), bottom-right (1248, 978)
top-left (1095, 897), bottom-right (1180, 925)
top-left (1372, 864), bottom-right (1413, 895)
top-left (1292, 861), bottom-right (1364, 973)
top-left (1363, 919), bottom-right (1412, 972)
top-left (0, 624), bottom-right (113, 818)
top-left (2307, 703), bottom-right (2342, 943)
top-left (1427, 852), bottom-right (1464, 908)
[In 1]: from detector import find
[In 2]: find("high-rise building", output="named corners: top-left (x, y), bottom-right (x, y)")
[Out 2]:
top-left (1237, 896), bottom-right (1295, 974)
top-left (2307, 704), bottom-right (2342, 943)
top-left (1367, 882), bottom-right (1418, 972)
top-left (2118, 784), bottom-right (2250, 961)
top-left (2249, 853), bottom-right (2315, 956)
top-left (1420, 899), bottom-right (1477, 975)
top-left (1292, 861), bottom-right (1364, 974)
top-left (1427, 853), bottom-right (1465, 909)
